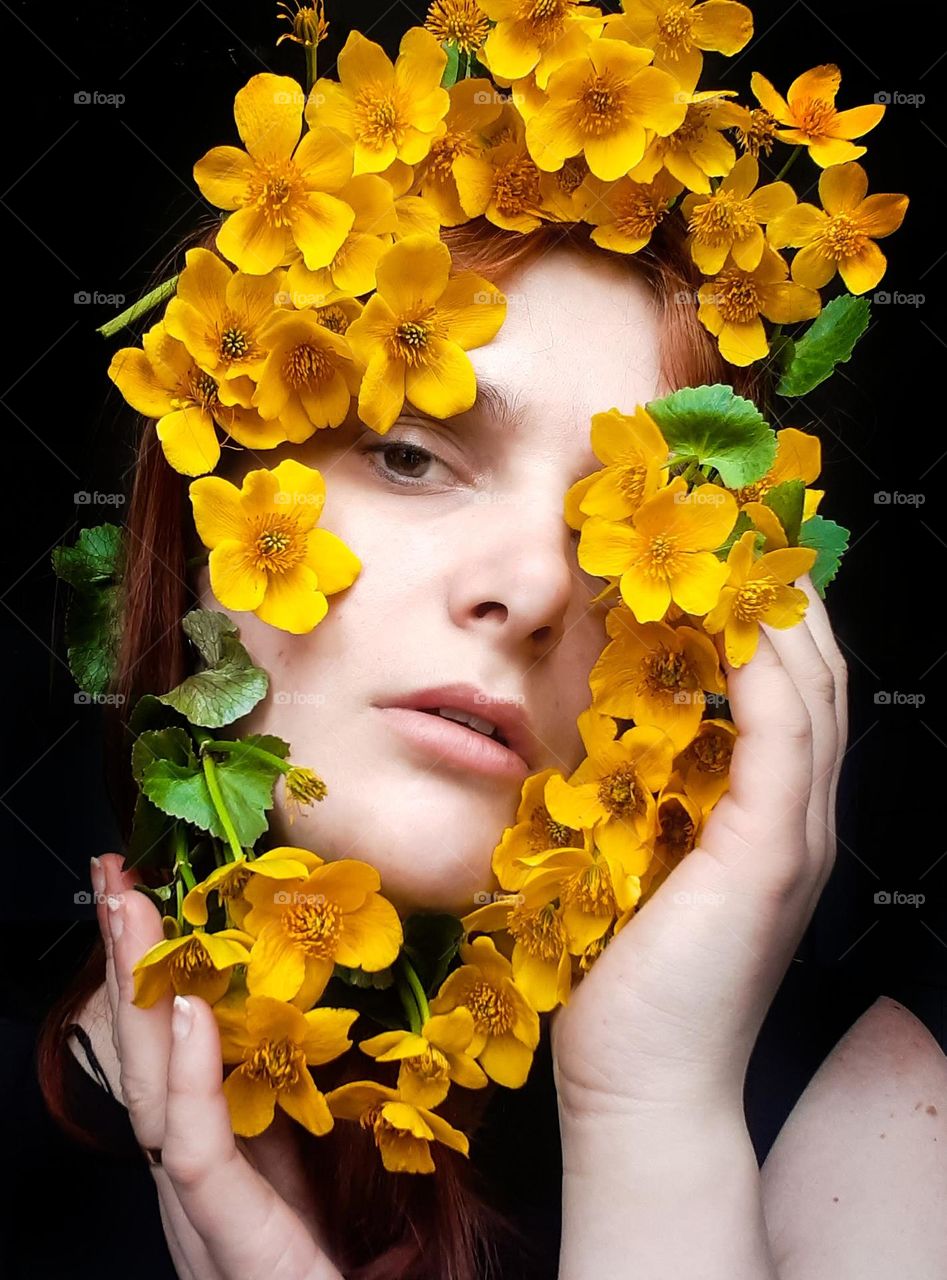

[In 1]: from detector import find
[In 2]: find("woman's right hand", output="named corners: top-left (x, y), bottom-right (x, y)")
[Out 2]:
top-left (92, 852), bottom-right (344, 1280)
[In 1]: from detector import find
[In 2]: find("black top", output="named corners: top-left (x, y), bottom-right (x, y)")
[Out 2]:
top-left (2, 962), bottom-right (939, 1279)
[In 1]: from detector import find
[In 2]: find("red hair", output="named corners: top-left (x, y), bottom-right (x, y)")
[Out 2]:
top-left (38, 210), bottom-right (770, 1278)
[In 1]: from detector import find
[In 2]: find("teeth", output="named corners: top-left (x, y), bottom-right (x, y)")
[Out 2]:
top-left (432, 706), bottom-right (506, 744)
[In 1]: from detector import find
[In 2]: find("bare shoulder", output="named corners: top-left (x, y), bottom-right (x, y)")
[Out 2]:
top-left (760, 994), bottom-right (947, 1279)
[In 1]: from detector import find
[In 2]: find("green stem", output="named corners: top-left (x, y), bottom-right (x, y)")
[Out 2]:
top-left (96, 275), bottom-right (179, 339)
top-left (203, 738), bottom-right (292, 776)
top-left (172, 825), bottom-right (197, 892)
top-left (398, 954), bottom-right (431, 1026)
top-left (305, 42), bottom-right (318, 93)
top-left (194, 731), bottom-right (244, 862)
top-left (396, 975), bottom-right (422, 1035)
top-left (773, 145), bottom-right (803, 183)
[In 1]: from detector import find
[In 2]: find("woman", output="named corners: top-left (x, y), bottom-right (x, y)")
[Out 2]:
top-left (34, 214), bottom-right (946, 1280)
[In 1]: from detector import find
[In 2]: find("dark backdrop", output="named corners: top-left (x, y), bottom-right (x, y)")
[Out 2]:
top-left (1, 1), bottom-right (943, 1080)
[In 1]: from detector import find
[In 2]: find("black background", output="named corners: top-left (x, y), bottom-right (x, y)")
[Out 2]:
top-left (1, 0), bottom-right (943, 1065)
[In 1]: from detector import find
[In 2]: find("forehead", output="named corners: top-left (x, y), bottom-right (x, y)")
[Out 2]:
top-left (465, 243), bottom-right (663, 467)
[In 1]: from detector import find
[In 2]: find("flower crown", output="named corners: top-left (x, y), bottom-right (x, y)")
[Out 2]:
top-left (54, 0), bottom-right (907, 1175)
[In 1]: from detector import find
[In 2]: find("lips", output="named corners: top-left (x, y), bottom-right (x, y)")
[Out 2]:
top-left (372, 681), bottom-right (535, 777)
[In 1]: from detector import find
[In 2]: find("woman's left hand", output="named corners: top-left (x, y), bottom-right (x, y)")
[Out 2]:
top-left (551, 573), bottom-right (848, 1121)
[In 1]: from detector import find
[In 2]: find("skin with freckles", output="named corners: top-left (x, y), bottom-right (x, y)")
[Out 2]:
top-left (194, 244), bottom-right (668, 918)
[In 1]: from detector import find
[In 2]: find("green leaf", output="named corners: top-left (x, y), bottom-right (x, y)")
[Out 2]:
top-left (439, 41), bottom-right (460, 87)
top-left (52, 525), bottom-right (125, 696)
top-left (51, 524), bottom-right (123, 588)
top-left (713, 510), bottom-right (761, 560)
top-left (131, 726), bottom-right (195, 783)
top-left (762, 478), bottom-right (806, 546)
top-left (140, 738), bottom-right (285, 846)
top-left (126, 792), bottom-right (177, 869)
top-left (157, 610), bottom-right (268, 728)
top-left (775, 294), bottom-right (871, 397)
top-left (402, 913), bottom-right (465, 994)
top-left (646, 383), bottom-right (777, 487)
top-left (798, 515), bottom-right (850, 597)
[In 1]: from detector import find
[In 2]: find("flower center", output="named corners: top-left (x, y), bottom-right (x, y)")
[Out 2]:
top-left (355, 90), bottom-right (402, 151)
top-left (520, 0), bottom-right (569, 40)
top-left (713, 270), bottom-right (763, 323)
top-left (425, 0), bottom-right (490, 53)
top-left (220, 865), bottom-right (252, 901)
top-left (735, 107), bottom-right (779, 157)
top-left (733, 476), bottom-right (771, 505)
top-left (428, 130), bottom-right (474, 181)
top-left (792, 95), bottom-right (837, 137)
top-left (643, 646), bottom-right (694, 697)
top-left (314, 303), bottom-right (350, 334)
top-left (639, 531), bottom-right (684, 577)
top-left (282, 897), bottom-right (344, 957)
top-left (662, 102), bottom-right (712, 151)
top-left (507, 902), bottom-right (564, 961)
top-left (391, 310), bottom-right (442, 366)
top-left (406, 1045), bottom-right (451, 1083)
top-left (466, 979), bottom-right (514, 1035)
top-left (656, 2), bottom-right (697, 56)
top-left (493, 153), bottom-right (542, 217)
top-left (578, 70), bottom-right (628, 136)
top-left (556, 155), bottom-right (589, 194)
top-left (283, 342), bottom-right (334, 388)
top-left (529, 804), bottom-right (580, 851)
top-left (687, 190), bottom-right (759, 245)
top-left (613, 185), bottom-right (672, 241)
top-left (247, 161), bottom-right (301, 227)
top-left (181, 368), bottom-right (220, 411)
top-left (561, 862), bottom-right (616, 916)
top-left (683, 726), bottom-right (733, 774)
top-left (220, 324), bottom-right (252, 362)
top-left (244, 1035), bottom-right (301, 1089)
top-left (814, 212), bottom-right (865, 261)
top-left (170, 937), bottom-right (218, 981)
top-left (658, 796), bottom-right (697, 856)
top-left (732, 576), bottom-right (779, 620)
top-left (597, 763), bottom-right (647, 819)
top-left (251, 515), bottom-right (306, 574)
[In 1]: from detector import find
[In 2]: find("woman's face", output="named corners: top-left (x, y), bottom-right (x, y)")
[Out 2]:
top-left (195, 243), bottom-right (664, 916)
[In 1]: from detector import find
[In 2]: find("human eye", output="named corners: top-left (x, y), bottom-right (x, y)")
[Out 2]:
top-left (360, 434), bottom-right (454, 490)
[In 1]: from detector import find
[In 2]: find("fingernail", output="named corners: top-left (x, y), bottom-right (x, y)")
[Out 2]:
top-left (90, 856), bottom-right (105, 898)
top-left (172, 995), bottom-right (194, 1041)
top-left (106, 894), bottom-right (124, 940)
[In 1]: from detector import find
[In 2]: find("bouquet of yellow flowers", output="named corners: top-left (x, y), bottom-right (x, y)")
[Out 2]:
top-left (53, 0), bottom-right (907, 1174)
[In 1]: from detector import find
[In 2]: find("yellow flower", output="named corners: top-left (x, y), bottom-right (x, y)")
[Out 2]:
top-left (605, 0), bottom-right (753, 89)
top-left (286, 174), bottom-right (399, 302)
top-left (189, 458), bottom-right (361, 634)
top-left (241, 853), bottom-right (403, 1007)
top-left (750, 63), bottom-right (885, 168)
top-left (726, 101), bottom-right (780, 158)
top-left (578, 475), bottom-right (738, 622)
top-left (638, 783), bottom-right (703, 896)
top-left (425, 0), bottom-right (490, 56)
top-left (681, 151), bottom-right (797, 274)
top-left (417, 79), bottom-right (505, 227)
top-left (461, 884), bottom-right (573, 1012)
top-left (453, 110), bottom-right (545, 232)
top-left (358, 1007), bottom-right (488, 1107)
top-left (581, 168), bottom-right (684, 253)
top-left (108, 320), bottom-right (270, 477)
top-left (193, 73), bottom-right (355, 274)
top-left (252, 308), bottom-right (361, 436)
top-left (182, 846), bottom-right (322, 928)
top-left (697, 243), bottom-right (821, 366)
top-left (325, 1080), bottom-right (470, 1173)
top-left (276, 0), bottom-right (329, 50)
top-left (345, 234), bottom-right (507, 432)
top-left (215, 992), bottom-right (357, 1137)
top-left (564, 404), bottom-right (671, 527)
top-left (308, 28), bottom-right (449, 175)
top-left (766, 160), bottom-right (908, 295)
top-left (479, 0), bottom-right (605, 89)
top-left (543, 706), bottom-right (674, 866)
top-left (492, 768), bottom-right (586, 892)
top-left (429, 935), bottom-right (540, 1086)
top-left (729, 426), bottom-right (823, 549)
top-left (589, 605), bottom-right (725, 750)
top-left (525, 36), bottom-right (687, 181)
top-left (132, 928), bottom-right (253, 1008)
top-left (629, 89), bottom-right (741, 193)
top-left (703, 529), bottom-right (817, 665)
top-left (672, 717), bottom-right (735, 810)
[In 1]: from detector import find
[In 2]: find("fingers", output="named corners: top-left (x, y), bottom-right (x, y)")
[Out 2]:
top-left (100, 855), bottom-right (174, 1151)
top-left (758, 579), bottom-right (840, 871)
top-left (705, 628), bottom-right (812, 887)
top-left (162, 995), bottom-right (324, 1280)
